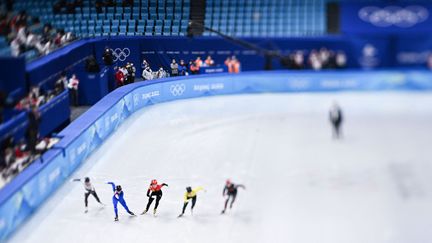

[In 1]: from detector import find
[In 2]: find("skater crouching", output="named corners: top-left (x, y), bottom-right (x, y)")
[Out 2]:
top-left (142, 179), bottom-right (168, 215)
top-left (178, 186), bottom-right (204, 217)
top-left (73, 177), bottom-right (103, 213)
top-left (107, 182), bottom-right (135, 221)
top-left (222, 180), bottom-right (245, 214)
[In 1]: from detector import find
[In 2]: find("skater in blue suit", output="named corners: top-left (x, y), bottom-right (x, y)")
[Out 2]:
top-left (107, 182), bottom-right (135, 221)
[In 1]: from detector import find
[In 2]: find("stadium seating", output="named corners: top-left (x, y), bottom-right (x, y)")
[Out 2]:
top-left (203, 0), bottom-right (326, 37)
top-left (11, 0), bottom-right (191, 37)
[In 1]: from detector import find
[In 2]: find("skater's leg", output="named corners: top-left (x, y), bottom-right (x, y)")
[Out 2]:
top-left (145, 197), bottom-right (154, 212)
top-left (223, 195), bottom-right (230, 212)
top-left (230, 192), bottom-right (237, 209)
top-left (154, 195), bottom-right (162, 210)
top-left (92, 191), bottom-right (101, 203)
top-left (119, 199), bottom-right (134, 214)
top-left (191, 196), bottom-right (197, 210)
top-left (181, 201), bottom-right (188, 214)
top-left (113, 200), bottom-right (119, 219)
top-left (84, 192), bottom-right (90, 207)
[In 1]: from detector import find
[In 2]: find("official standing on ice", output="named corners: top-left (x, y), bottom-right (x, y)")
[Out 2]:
top-left (329, 102), bottom-right (343, 139)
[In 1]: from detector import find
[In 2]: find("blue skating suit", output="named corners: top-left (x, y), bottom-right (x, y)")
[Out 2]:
top-left (107, 182), bottom-right (134, 219)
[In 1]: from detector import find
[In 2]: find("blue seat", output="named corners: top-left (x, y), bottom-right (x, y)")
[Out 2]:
top-left (115, 13), bottom-right (123, 19)
top-left (137, 25), bottom-right (145, 33)
top-left (163, 25), bottom-right (171, 35)
top-left (119, 25), bottom-right (127, 33)
top-left (103, 25), bottom-right (111, 33)
top-left (111, 19), bottom-right (120, 26)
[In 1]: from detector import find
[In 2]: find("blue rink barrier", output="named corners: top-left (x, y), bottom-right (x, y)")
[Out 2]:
top-left (1, 70), bottom-right (432, 240)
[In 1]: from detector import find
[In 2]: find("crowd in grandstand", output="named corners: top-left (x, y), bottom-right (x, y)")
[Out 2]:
top-left (285, 48), bottom-right (347, 70)
top-left (138, 55), bottom-right (241, 82)
top-left (0, 3), bottom-right (76, 58)
top-left (0, 71), bottom-right (80, 187)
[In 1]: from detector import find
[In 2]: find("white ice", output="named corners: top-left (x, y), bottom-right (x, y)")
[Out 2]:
top-left (8, 92), bottom-right (432, 243)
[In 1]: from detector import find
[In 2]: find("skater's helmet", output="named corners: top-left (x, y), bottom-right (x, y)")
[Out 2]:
top-left (226, 179), bottom-right (231, 186)
top-left (151, 179), bottom-right (158, 185)
top-left (116, 185), bottom-right (122, 191)
top-left (84, 177), bottom-right (90, 183)
top-left (186, 187), bottom-right (192, 193)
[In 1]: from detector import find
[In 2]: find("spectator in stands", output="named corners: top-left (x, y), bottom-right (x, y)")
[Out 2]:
top-left (170, 59), bottom-right (179, 76)
top-left (0, 13), bottom-right (11, 36)
top-left (41, 24), bottom-right (54, 43)
top-left (75, 0), bottom-right (84, 7)
top-left (293, 51), bottom-right (304, 70)
top-left (103, 48), bottom-right (114, 65)
top-left (141, 59), bottom-right (150, 70)
top-left (189, 60), bottom-right (199, 75)
top-left (142, 66), bottom-right (153, 81)
top-left (224, 57), bottom-right (233, 73)
top-left (26, 106), bottom-right (40, 158)
top-left (60, 31), bottom-right (74, 45)
top-left (122, 0), bottom-right (133, 7)
top-left (115, 66), bottom-right (125, 87)
top-left (28, 17), bottom-right (42, 34)
top-left (53, 0), bottom-right (66, 14)
top-left (309, 50), bottom-right (322, 71)
top-left (85, 55), bottom-right (100, 72)
top-left (54, 30), bottom-right (64, 46)
top-left (195, 56), bottom-right (203, 70)
top-left (319, 47), bottom-right (330, 68)
top-left (105, 0), bottom-right (116, 7)
top-left (66, 2), bottom-right (76, 14)
top-left (178, 59), bottom-right (187, 76)
top-left (125, 63), bottom-right (136, 84)
top-left (231, 56), bottom-right (241, 73)
top-left (55, 73), bottom-right (68, 95)
top-left (95, 0), bottom-right (104, 14)
top-left (204, 55), bottom-right (214, 67)
top-left (336, 51), bottom-right (347, 69)
top-left (10, 11), bottom-right (27, 32)
top-left (68, 74), bottom-right (80, 106)
top-left (28, 86), bottom-right (44, 107)
top-left (156, 67), bottom-right (167, 79)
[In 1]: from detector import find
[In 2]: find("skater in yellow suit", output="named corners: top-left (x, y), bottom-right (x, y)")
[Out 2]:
top-left (178, 186), bottom-right (204, 217)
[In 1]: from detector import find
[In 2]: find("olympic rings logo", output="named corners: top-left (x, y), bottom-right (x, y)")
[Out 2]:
top-left (110, 48), bottom-right (131, 62)
top-left (358, 6), bottom-right (429, 28)
top-left (170, 83), bottom-right (186, 96)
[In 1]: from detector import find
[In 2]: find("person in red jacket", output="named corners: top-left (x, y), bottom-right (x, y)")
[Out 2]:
top-left (141, 179), bottom-right (168, 215)
top-left (115, 67), bottom-right (124, 88)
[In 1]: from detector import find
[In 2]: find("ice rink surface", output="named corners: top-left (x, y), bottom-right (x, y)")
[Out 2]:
top-left (8, 92), bottom-right (432, 243)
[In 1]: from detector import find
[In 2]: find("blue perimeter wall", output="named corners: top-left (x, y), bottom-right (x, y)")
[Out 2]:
top-left (1, 70), bottom-right (432, 240)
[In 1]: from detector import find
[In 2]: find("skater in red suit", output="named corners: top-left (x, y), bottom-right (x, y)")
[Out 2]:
top-left (141, 179), bottom-right (168, 215)
top-left (221, 179), bottom-right (245, 214)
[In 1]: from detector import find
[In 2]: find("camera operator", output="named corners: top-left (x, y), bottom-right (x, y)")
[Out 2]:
top-left (102, 47), bottom-right (113, 65)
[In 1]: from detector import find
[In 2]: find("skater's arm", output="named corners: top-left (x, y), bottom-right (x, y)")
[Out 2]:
top-left (107, 182), bottom-right (116, 192)
top-left (146, 189), bottom-right (151, 197)
top-left (183, 192), bottom-right (188, 202)
top-left (194, 186), bottom-right (204, 193)
top-left (236, 184), bottom-right (246, 190)
top-left (72, 178), bottom-right (81, 182)
top-left (223, 187), bottom-right (227, 196)
top-left (161, 183), bottom-right (168, 187)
